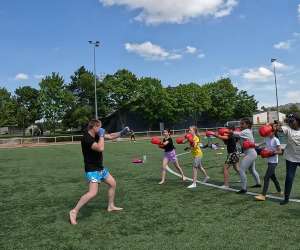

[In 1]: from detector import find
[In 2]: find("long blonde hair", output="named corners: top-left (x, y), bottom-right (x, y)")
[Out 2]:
top-left (189, 126), bottom-right (201, 138)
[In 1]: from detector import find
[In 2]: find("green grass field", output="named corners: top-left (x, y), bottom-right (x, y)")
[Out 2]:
top-left (1, 139), bottom-right (300, 250)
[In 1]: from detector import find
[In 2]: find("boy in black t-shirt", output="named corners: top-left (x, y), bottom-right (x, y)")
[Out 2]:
top-left (215, 126), bottom-right (240, 188)
top-left (69, 119), bottom-right (130, 225)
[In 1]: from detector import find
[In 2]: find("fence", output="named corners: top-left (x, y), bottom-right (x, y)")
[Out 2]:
top-left (0, 125), bottom-right (287, 147)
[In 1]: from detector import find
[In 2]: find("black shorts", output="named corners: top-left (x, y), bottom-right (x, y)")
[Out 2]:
top-left (225, 152), bottom-right (239, 165)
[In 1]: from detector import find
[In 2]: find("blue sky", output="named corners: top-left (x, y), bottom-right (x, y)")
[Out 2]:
top-left (1, 0), bottom-right (300, 108)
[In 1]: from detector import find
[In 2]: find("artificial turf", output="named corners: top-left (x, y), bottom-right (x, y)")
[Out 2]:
top-left (1, 139), bottom-right (300, 250)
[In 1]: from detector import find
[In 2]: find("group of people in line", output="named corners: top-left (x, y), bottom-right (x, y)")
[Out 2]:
top-left (157, 114), bottom-right (300, 206)
top-left (69, 113), bottom-right (300, 225)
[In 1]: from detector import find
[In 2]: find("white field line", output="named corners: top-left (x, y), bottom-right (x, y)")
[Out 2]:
top-left (166, 153), bottom-right (300, 203)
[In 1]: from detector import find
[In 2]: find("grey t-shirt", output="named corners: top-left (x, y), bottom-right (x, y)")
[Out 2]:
top-left (281, 126), bottom-right (300, 163)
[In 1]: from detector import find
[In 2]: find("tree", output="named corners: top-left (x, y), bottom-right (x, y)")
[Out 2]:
top-left (203, 78), bottom-right (238, 122)
top-left (167, 83), bottom-right (211, 124)
top-left (280, 104), bottom-right (300, 115)
top-left (233, 90), bottom-right (258, 119)
top-left (65, 66), bottom-right (110, 129)
top-left (0, 88), bottom-right (17, 127)
top-left (104, 69), bottom-right (139, 126)
top-left (38, 73), bottom-right (73, 134)
top-left (133, 77), bottom-right (177, 128)
top-left (15, 86), bottom-right (41, 136)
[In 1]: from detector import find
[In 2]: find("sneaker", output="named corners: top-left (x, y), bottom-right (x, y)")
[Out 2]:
top-left (187, 183), bottom-right (197, 189)
top-left (237, 189), bottom-right (247, 194)
top-left (255, 195), bottom-right (266, 201)
top-left (276, 191), bottom-right (284, 196)
top-left (251, 184), bottom-right (262, 188)
top-left (203, 176), bottom-right (210, 183)
top-left (280, 200), bottom-right (289, 205)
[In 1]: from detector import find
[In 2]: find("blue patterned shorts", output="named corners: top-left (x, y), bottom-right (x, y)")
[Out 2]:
top-left (85, 168), bottom-right (109, 183)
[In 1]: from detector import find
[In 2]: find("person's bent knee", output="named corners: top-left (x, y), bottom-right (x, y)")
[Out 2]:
top-left (87, 189), bottom-right (98, 199)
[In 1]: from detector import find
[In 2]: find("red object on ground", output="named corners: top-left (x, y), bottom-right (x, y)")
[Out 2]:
top-left (176, 137), bottom-right (185, 144)
top-left (151, 137), bottom-right (161, 145)
top-left (132, 159), bottom-right (143, 164)
top-left (242, 140), bottom-right (256, 149)
top-left (259, 125), bottom-right (273, 137)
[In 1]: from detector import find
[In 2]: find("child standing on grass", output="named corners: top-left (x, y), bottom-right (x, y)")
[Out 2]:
top-left (277, 113), bottom-right (300, 205)
top-left (215, 126), bottom-right (240, 188)
top-left (159, 129), bottom-right (186, 184)
top-left (234, 118), bottom-right (261, 194)
top-left (255, 124), bottom-right (282, 201)
top-left (186, 126), bottom-right (210, 189)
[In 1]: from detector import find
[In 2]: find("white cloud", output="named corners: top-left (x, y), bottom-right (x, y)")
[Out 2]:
top-left (287, 91), bottom-right (300, 103)
top-left (186, 46), bottom-right (197, 54)
top-left (293, 32), bottom-right (300, 38)
top-left (100, 0), bottom-right (238, 25)
top-left (272, 61), bottom-right (290, 71)
top-left (125, 41), bottom-right (182, 61)
top-left (197, 53), bottom-right (205, 59)
top-left (243, 67), bottom-right (273, 81)
top-left (15, 73), bottom-right (29, 80)
top-left (34, 74), bottom-right (45, 79)
top-left (273, 40), bottom-right (293, 50)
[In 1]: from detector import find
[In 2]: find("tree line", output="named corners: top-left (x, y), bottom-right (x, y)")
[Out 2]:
top-left (0, 66), bottom-right (258, 134)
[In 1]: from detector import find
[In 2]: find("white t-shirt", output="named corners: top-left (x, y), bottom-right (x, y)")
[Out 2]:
top-left (265, 136), bottom-right (280, 163)
top-left (281, 126), bottom-right (300, 163)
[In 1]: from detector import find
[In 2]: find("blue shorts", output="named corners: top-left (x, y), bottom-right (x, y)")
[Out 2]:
top-left (85, 168), bottom-right (109, 183)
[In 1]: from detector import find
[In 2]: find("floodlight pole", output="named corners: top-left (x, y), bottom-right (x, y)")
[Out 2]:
top-left (89, 41), bottom-right (100, 119)
top-left (271, 58), bottom-right (279, 121)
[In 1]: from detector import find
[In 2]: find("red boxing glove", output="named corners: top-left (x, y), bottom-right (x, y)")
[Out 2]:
top-left (259, 125), bottom-right (273, 137)
top-left (206, 131), bottom-right (216, 137)
top-left (242, 140), bottom-right (255, 149)
top-left (158, 143), bottom-right (165, 149)
top-left (176, 137), bottom-right (185, 144)
top-left (151, 137), bottom-right (161, 145)
top-left (185, 133), bottom-right (194, 142)
top-left (260, 148), bottom-right (275, 158)
top-left (218, 128), bottom-right (230, 136)
top-left (234, 127), bottom-right (241, 132)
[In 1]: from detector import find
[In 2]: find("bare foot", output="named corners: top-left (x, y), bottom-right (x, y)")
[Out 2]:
top-left (158, 180), bottom-right (165, 185)
top-left (182, 176), bottom-right (187, 182)
top-left (107, 206), bottom-right (123, 212)
top-left (69, 210), bottom-right (77, 225)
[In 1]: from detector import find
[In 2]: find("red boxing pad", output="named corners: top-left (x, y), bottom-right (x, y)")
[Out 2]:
top-left (151, 137), bottom-right (161, 145)
top-left (259, 125), bottom-right (273, 137)
top-left (158, 143), bottom-right (165, 149)
top-left (242, 140), bottom-right (255, 149)
top-left (206, 131), bottom-right (216, 137)
top-left (218, 128), bottom-right (230, 136)
top-left (176, 137), bottom-right (185, 144)
top-left (260, 148), bottom-right (275, 158)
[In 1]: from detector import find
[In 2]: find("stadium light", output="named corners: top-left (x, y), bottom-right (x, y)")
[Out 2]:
top-left (88, 41), bottom-right (101, 119)
top-left (271, 58), bottom-right (279, 121)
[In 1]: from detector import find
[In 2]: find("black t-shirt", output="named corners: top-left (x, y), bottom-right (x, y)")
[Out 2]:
top-left (224, 135), bottom-right (237, 154)
top-left (163, 137), bottom-right (175, 152)
top-left (81, 132), bottom-right (103, 172)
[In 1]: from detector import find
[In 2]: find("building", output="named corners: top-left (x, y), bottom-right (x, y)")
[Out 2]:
top-left (253, 111), bottom-right (286, 124)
